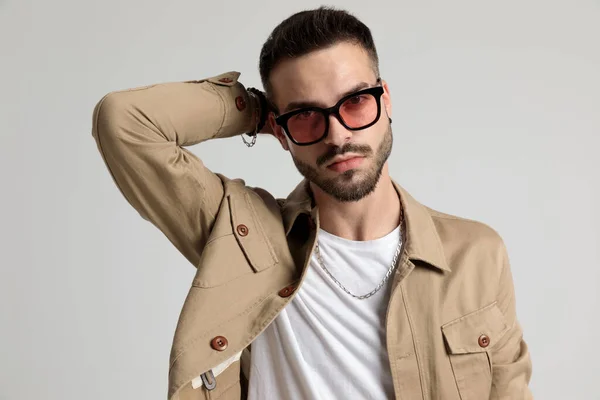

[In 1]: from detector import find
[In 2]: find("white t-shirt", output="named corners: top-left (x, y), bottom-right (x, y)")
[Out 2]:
top-left (248, 225), bottom-right (401, 400)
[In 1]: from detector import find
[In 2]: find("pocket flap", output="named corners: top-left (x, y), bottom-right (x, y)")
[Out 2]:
top-left (228, 190), bottom-right (278, 273)
top-left (441, 302), bottom-right (509, 354)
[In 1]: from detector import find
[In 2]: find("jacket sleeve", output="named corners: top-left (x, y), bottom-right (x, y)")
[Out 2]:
top-left (91, 71), bottom-right (256, 267)
top-left (490, 242), bottom-right (533, 399)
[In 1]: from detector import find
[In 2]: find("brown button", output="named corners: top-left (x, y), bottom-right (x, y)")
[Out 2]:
top-left (478, 334), bottom-right (490, 348)
top-left (211, 336), bottom-right (228, 351)
top-left (236, 224), bottom-right (249, 236)
top-left (235, 96), bottom-right (246, 111)
top-left (218, 77), bottom-right (233, 83)
top-left (278, 285), bottom-right (296, 298)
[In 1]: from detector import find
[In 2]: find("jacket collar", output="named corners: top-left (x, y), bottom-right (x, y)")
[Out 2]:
top-left (282, 179), bottom-right (450, 272)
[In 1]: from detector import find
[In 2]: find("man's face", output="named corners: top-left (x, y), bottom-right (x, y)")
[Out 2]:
top-left (268, 41), bottom-right (393, 202)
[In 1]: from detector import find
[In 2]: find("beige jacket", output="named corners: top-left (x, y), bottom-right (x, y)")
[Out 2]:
top-left (92, 71), bottom-right (532, 400)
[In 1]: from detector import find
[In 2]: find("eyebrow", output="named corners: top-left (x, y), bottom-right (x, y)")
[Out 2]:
top-left (282, 81), bottom-right (373, 114)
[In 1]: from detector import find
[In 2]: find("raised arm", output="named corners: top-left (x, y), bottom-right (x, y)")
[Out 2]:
top-left (92, 72), bottom-right (257, 267)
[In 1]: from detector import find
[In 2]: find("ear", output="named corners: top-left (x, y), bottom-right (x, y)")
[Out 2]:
top-left (269, 113), bottom-right (290, 151)
top-left (380, 79), bottom-right (392, 120)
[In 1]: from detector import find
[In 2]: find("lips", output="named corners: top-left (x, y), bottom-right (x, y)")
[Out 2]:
top-left (326, 153), bottom-right (363, 166)
top-left (327, 156), bottom-right (364, 173)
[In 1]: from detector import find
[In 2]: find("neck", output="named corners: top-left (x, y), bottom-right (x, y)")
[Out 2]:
top-left (310, 164), bottom-right (401, 241)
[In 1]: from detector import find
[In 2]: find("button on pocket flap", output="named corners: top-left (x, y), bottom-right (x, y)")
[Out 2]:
top-left (441, 302), bottom-right (509, 354)
top-left (228, 191), bottom-right (278, 273)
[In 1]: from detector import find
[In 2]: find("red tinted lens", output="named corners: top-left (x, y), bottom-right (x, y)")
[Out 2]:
top-left (287, 110), bottom-right (326, 143)
top-left (339, 94), bottom-right (378, 128)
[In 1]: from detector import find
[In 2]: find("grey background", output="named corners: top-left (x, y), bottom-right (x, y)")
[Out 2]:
top-left (1, 0), bottom-right (599, 399)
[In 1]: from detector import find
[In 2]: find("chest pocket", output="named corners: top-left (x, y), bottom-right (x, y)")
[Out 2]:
top-left (441, 302), bottom-right (510, 400)
top-left (193, 188), bottom-right (279, 288)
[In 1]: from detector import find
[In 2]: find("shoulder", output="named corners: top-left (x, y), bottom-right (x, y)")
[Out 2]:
top-left (426, 206), bottom-right (508, 280)
top-left (428, 207), bottom-right (504, 249)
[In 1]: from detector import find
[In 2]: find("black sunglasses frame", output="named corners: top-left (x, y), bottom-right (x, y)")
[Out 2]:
top-left (274, 85), bottom-right (386, 146)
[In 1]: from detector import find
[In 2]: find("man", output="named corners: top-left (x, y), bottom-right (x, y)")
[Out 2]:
top-left (92, 7), bottom-right (532, 400)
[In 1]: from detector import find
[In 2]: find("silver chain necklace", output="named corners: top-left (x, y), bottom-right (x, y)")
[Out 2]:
top-left (314, 223), bottom-right (404, 300)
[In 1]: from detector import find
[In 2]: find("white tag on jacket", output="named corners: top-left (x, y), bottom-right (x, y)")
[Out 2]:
top-left (191, 351), bottom-right (242, 389)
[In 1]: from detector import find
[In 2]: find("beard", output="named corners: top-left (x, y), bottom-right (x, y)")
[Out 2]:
top-left (291, 125), bottom-right (393, 203)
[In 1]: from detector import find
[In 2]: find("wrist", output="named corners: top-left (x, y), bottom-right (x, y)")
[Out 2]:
top-left (247, 88), bottom-right (267, 134)
top-left (247, 90), bottom-right (261, 130)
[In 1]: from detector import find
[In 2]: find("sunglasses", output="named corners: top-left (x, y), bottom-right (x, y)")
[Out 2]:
top-left (274, 81), bottom-right (388, 146)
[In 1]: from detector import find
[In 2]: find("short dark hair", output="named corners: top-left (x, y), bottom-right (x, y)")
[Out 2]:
top-left (259, 7), bottom-right (380, 103)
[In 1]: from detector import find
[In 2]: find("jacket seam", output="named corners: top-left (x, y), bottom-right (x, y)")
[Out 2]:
top-left (204, 232), bottom-right (234, 247)
top-left (401, 284), bottom-right (427, 399)
top-left (447, 354), bottom-right (464, 400)
top-left (423, 209), bottom-right (448, 269)
top-left (429, 211), bottom-right (488, 225)
top-left (441, 301), bottom-right (499, 328)
top-left (244, 192), bottom-right (279, 266)
top-left (209, 83), bottom-right (228, 139)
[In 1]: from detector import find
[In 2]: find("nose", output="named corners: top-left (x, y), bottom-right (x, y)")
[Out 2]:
top-left (322, 114), bottom-right (352, 147)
